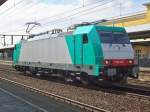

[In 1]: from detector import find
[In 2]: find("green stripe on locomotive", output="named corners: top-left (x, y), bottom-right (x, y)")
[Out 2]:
top-left (13, 43), bottom-right (21, 64)
top-left (65, 25), bottom-right (104, 76)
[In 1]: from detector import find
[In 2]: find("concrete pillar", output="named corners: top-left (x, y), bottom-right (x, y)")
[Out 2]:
top-left (11, 35), bottom-right (13, 45)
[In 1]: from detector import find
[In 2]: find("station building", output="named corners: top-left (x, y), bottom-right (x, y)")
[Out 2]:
top-left (99, 2), bottom-right (150, 67)
top-left (0, 35), bottom-right (28, 61)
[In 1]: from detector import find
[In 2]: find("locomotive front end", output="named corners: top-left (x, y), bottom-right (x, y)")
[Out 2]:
top-left (96, 26), bottom-right (139, 82)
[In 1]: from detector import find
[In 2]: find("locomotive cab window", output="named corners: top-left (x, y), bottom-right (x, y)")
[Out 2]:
top-left (83, 34), bottom-right (88, 44)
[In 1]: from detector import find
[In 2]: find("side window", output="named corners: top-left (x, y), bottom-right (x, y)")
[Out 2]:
top-left (83, 34), bottom-right (88, 44)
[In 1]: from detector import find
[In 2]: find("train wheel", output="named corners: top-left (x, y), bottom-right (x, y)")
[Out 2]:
top-left (15, 66), bottom-right (20, 71)
top-left (120, 75), bottom-right (127, 84)
top-left (36, 72), bottom-right (41, 77)
top-left (64, 73), bottom-right (75, 83)
top-left (29, 67), bottom-right (37, 75)
top-left (114, 74), bottom-right (127, 83)
top-left (80, 73), bottom-right (89, 86)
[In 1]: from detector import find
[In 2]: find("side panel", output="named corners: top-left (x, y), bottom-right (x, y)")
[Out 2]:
top-left (82, 39), bottom-right (95, 65)
top-left (66, 34), bottom-right (96, 65)
top-left (73, 25), bottom-right (97, 65)
top-left (19, 37), bottom-right (72, 64)
top-left (75, 34), bottom-right (82, 65)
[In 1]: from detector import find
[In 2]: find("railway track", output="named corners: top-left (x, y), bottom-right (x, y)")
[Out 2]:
top-left (0, 77), bottom-right (109, 112)
top-left (110, 83), bottom-right (150, 100)
top-left (0, 66), bottom-right (149, 100)
top-left (0, 66), bottom-right (150, 111)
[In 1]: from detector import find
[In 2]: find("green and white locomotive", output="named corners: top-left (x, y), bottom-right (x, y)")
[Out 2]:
top-left (13, 25), bottom-right (138, 84)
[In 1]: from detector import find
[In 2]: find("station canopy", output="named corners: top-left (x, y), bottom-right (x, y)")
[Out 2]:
top-left (126, 23), bottom-right (150, 40)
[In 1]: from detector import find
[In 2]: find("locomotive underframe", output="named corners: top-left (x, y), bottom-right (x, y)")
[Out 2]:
top-left (100, 66), bottom-right (139, 82)
top-left (13, 61), bottom-right (138, 84)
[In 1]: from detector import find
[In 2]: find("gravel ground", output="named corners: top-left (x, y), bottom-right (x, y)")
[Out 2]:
top-left (127, 71), bottom-right (150, 88)
top-left (0, 65), bottom-right (149, 112)
top-left (127, 78), bottom-right (150, 88)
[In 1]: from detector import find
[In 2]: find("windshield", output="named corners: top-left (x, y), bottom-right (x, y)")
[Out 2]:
top-left (98, 31), bottom-right (130, 44)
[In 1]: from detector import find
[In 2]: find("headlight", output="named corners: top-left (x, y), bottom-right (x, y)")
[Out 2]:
top-left (128, 60), bottom-right (134, 64)
top-left (104, 60), bottom-right (111, 66)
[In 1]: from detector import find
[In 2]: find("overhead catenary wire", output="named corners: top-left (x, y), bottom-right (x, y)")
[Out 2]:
top-left (0, 0), bottom-right (42, 28)
top-left (23, 0), bottom-right (116, 32)
top-left (0, 0), bottom-right (107, 33)
top-left (0, 0), bottom-right (44, 34)
top-left (7, 9), bottom-right (145, 35)
top-left (42, 0), bottom-right (115, 26)
top-left (0, 0), bottom-right (42, 19)
top-left (40, 1), bottom-right (146, 28)
top-left (0, 0), bottom-right (25, 15)
top-left (0, 0), bottom-right (146, 34)
top-left (37, 0), bottom-right (109, 22)
top-left (0, 0), bottom-right (114, 34)
top-left (36, 0), bottom-right (145, 26)
top-left (2, 7), bottom-right (146, 34)
top-left (30, 9), bottom-right (146, 33)
top-left (0, 10), bottom-right (146, 37)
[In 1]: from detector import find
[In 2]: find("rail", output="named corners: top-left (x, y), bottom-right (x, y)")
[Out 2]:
top-left (111, 83), bottom-right (150, 100)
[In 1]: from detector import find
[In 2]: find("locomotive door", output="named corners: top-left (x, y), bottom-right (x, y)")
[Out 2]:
top-left (74, 34), bottom-right (88, 65)
top-left (74, 34), bottom-right (83, 65)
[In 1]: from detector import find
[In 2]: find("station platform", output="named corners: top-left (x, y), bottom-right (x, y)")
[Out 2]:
top-left (139, 67), bottom-right (150, 81)
top-left (0, 60), bottom-right (12, 65)
top-left (0, 45), bottom-right (14, 61)
top-left (0, 79), bottom-right (82, 112)
top-left (140, 67), bottom-right (150, 72)
top-left (0, 88), bottom-right (42, 112)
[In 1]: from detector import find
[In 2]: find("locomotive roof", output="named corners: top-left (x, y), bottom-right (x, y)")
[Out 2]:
top-left (74, 25), bottom-right (126, 35)
top-left (26, 25), bottom-right (126, 41)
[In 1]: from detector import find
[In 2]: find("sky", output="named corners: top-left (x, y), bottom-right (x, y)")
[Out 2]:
top-left (0, 0), bottom-right (149, 45)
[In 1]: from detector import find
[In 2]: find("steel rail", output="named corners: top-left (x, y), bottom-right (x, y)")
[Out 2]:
top-left (110, 84), bottom-right (150, 100)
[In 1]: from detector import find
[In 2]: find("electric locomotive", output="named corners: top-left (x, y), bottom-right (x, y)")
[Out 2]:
top-left (13, 25), bottom-right (139, 84)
